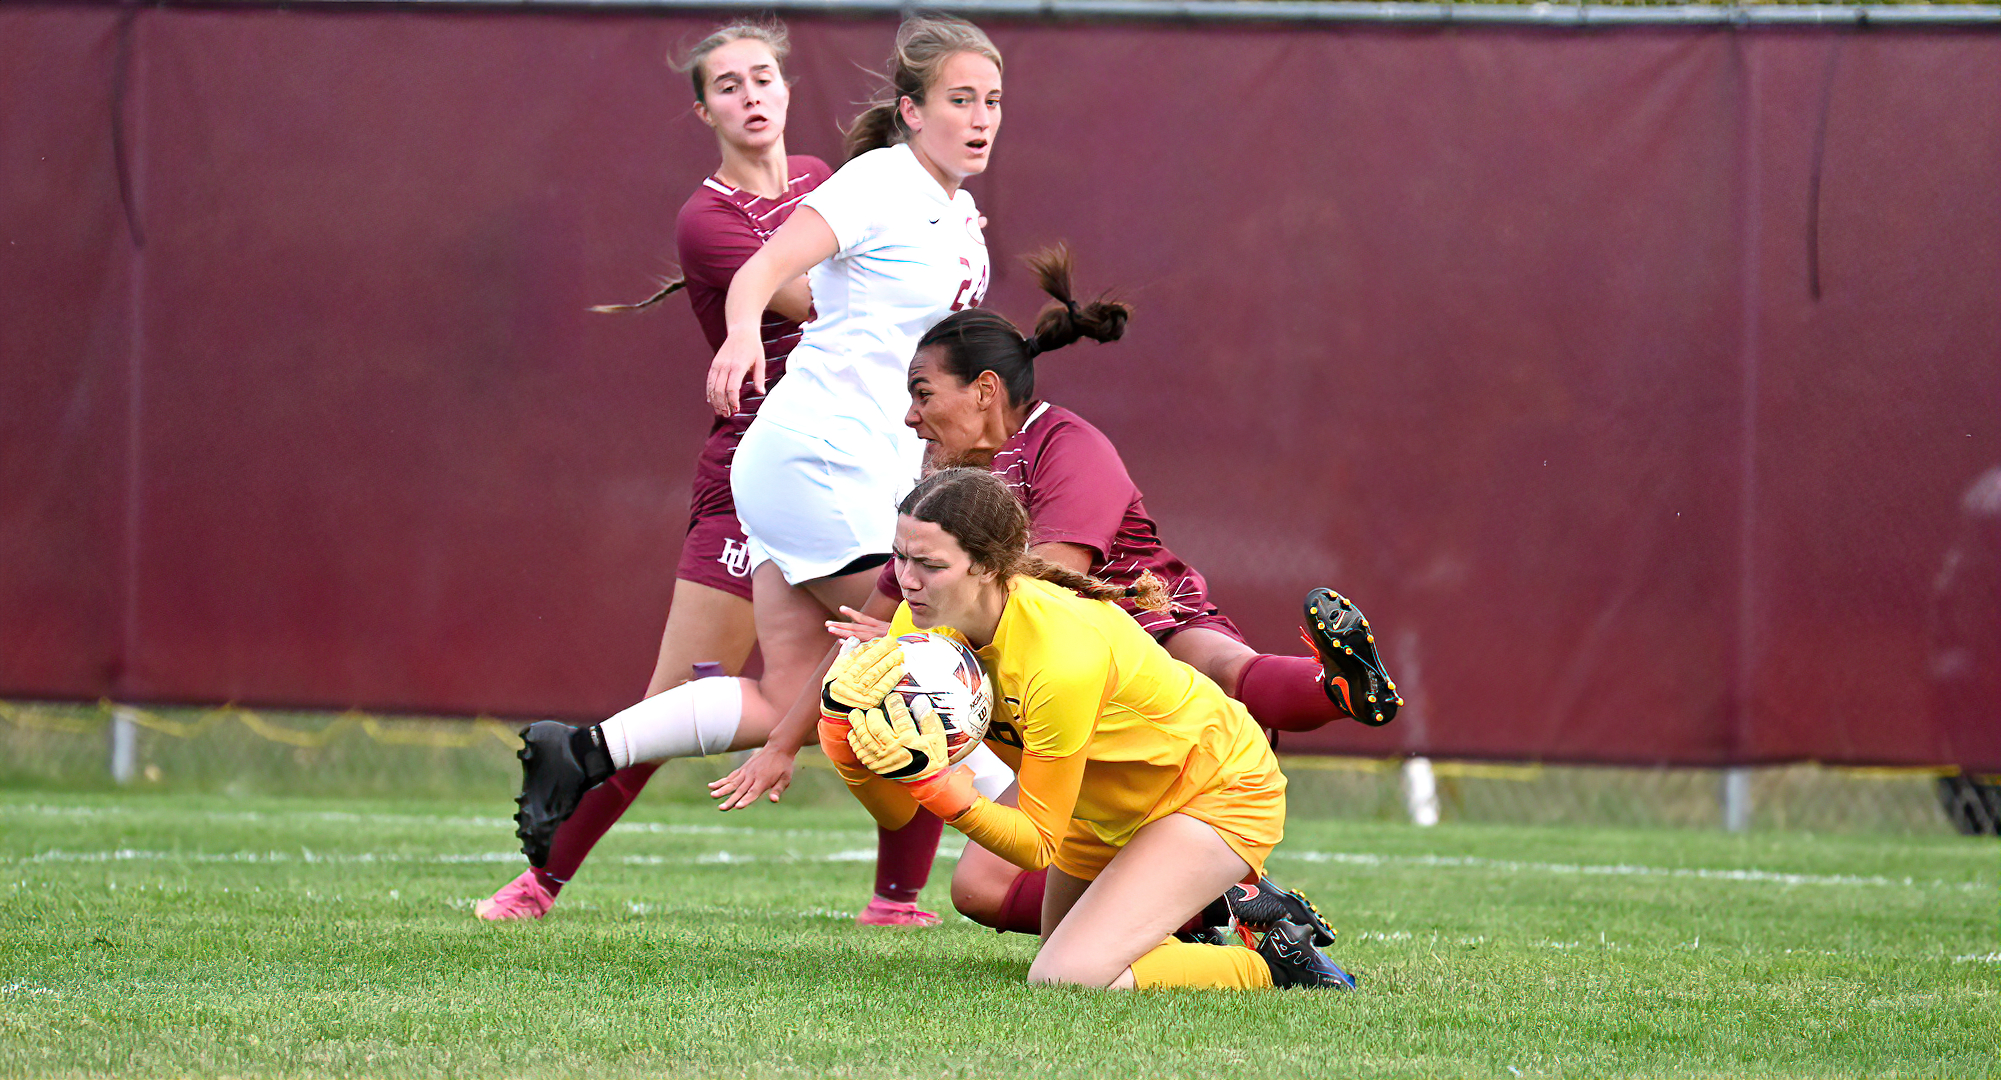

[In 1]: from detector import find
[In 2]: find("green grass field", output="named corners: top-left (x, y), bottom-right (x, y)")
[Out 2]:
top-left (3, 776), bottom-right (1996, 1078)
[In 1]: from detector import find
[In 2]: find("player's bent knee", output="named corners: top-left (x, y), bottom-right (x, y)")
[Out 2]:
top-left (1026, 951), bottom-right (1122, 989)
top-left (818, 719), bottom-right (920, 829)
top-left (950, 877), bottom-right (1001, 925)
top-left (818, 720), bottom-right (866, 777)
top-left (948, 853), bottom-right (1012, 925)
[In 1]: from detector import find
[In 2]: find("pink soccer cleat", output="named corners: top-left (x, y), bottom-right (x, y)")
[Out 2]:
top-left (475, 870), bottom-right (556, 921)
top-left (856, 896), bottom-right (942, 927)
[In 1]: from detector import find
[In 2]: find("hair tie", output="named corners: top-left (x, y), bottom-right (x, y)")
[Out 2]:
top-left (1022, 334), bottom-right (1044, 360)
top-left (1063, 298), bottom-right (1081, 318)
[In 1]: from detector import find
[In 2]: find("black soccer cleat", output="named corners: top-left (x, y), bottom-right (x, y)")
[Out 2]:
top-left (1224, 877), bottom-right (1337, 948)
top-left (512, 721), bottom-right (614, 868)
top-left (1258, 919), bottom-right (1358, 990)
top-left (1172, 925), bottom-right (1237, 948)
top-left (1301, 588), bottom-right (1401, 726)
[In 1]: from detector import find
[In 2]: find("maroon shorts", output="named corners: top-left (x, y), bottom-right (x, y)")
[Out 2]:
top-left (675, 425), bottom-right (757, 601)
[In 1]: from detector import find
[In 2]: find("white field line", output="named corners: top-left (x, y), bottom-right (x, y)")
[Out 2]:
top-left (2, 804), bottom-right (1986, 892)
top-left (5, 843), bottom-right (1981, 893)
top-left (1273, 849), bottom-right (1994, 892)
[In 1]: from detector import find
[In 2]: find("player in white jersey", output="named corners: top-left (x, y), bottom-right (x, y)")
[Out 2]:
top-left (697, 15), bottom-right (1004, 809)
top-left (508, 16), bottom-right (1014, 923)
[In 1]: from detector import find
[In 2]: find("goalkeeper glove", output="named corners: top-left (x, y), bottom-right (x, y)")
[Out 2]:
top-left (848, 693), bottom-right (947, 781)
top-left (821, 636), bottom-right (905, 718)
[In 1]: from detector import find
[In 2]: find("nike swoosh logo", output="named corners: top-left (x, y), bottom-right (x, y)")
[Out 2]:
top-left (928, 217), bottom-right (940, 224)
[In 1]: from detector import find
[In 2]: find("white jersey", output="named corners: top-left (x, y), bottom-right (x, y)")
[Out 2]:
top-left (752, 143), bottom-right (990, 446)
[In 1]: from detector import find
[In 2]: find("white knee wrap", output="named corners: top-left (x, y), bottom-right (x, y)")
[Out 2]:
top-left (599, 676), bottom-right (745, 769)
top-left (963, 741), bottom-right (1016, 801)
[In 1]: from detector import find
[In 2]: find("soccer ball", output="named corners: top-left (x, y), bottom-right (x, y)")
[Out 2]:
top-left (889, 631), bottom-right (992, 766)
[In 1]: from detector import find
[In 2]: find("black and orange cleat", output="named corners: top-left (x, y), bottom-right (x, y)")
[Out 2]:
top-left (1301, 588), bottom-right (1401, 726)
top-left (1225, 877), bottom-right (1337, 948)
top-left (513, 721), bottom-right (614, 868)
top-left (1258, 919), bottom-right (1359, 989)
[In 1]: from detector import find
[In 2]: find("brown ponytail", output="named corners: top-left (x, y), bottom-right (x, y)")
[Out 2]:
top-left (899, 468), bottom-right (1171, 612)
top-left (914, 243), bottom-right (1131, 406)
top-left (588, 275), bottom-right (687, 314)
top-left (1023, 243), bottom-right (1130, 356)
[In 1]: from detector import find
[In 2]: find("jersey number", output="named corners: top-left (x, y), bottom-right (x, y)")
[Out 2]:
top-left (950, 257), bottom-right (989, 312)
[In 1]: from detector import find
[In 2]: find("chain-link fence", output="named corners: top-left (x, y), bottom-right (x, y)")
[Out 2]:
top-left (2, 699), bottom-right (1984, 835)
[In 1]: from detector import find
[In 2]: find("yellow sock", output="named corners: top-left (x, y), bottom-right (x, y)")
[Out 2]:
top-left (1129, 941), bottom-right (1274, 990)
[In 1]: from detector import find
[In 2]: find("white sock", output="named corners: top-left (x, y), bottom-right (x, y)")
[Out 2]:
top-left (599, 676), bottom-right (745, 769)
top-left (963, 741), bottom-right (1016, 802)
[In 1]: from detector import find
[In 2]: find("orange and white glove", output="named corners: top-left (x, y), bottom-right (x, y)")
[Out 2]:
top-left (820, 636), bottom-right (905, 720)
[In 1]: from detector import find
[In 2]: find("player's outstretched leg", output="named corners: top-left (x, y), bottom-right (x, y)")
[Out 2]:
top-left (1257, 919), bottom-right (1358, 989)
top-left (1300, 588), bottom-right (1401, 726)
top-left (513, 720), bottom-right (616, 867)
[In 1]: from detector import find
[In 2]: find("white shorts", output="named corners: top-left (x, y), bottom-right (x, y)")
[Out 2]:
top-left (730, 417), bottom-right (921, 585)
top-left (963, 741), bottom-right (1016, 802)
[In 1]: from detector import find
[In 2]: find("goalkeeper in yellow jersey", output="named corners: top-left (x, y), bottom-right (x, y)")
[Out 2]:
top-left (819, 467), bottom-right (1356, 989)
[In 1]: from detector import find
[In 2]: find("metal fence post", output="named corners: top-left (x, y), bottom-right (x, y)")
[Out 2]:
top-left (1722, 767), bottom-right (1752, 831)
top-left (1403, 756), bottom-right (1440, 826)
top-left (108, 706), bottom-right (138, 784)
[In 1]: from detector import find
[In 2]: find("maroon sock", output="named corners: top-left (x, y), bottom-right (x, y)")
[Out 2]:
top-left (537, 761), bottom-right (661, 893)
top-left (873, 809), bottom-right (944, 903)
top-left (992, 867), bottom-right (1048, 935)
top-left (1235, 653), bottom-right (1345, 732)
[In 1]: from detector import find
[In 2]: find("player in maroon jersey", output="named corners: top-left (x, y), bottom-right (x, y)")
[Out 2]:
top-left (478, 22), bottom-right (940, 926)
top-left (827, 246), bottom-right (1400, 937)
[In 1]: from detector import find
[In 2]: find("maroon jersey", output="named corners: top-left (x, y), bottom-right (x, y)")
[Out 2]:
top-left (674, 155), bottom-right (833, 434)
top-left (882, 403), bottom-right (1242, 642)
top-left (669, 155), bottom-right (831, 596)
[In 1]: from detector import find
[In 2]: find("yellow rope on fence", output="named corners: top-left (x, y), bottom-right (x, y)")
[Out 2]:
top-left (361, 714), bottom-right (520, 749)
top-left (1432, 761), bottom-right (1547, 782)
top-left (1275, 754), bottom-right (1401, 775)
top-left (0, 700), bottom-right (519, 750)
top-left (0, 701), bottom-right (100, 735)
top-left (1832, 764), bottom-right (1959, 781)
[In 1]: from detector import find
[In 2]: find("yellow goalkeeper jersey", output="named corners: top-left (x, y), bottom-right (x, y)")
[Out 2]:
top-left (886, 576), bottom-right (1281, 869)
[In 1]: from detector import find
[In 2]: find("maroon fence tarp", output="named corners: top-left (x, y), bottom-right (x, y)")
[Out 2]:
top-left (3, 5), bottom-right (1996, 768)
